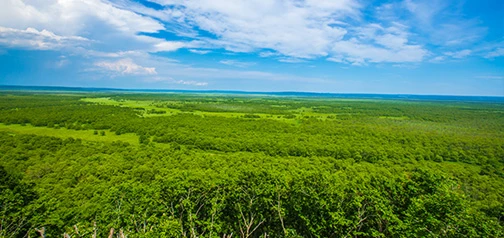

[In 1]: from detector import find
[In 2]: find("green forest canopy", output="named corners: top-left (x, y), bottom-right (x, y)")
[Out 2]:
top-left (0, 92), bottom-right (503, 237)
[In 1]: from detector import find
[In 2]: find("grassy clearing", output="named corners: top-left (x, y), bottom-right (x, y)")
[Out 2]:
top-left (0, 123), bottom-right (139, 145)
top-left (81, 97), bottom-right (180, 117)
top-left (81, 97), bottom-right (341, 122)
top-left (86, 97), bottom-right (478, 126)
top-left (82, 97), bottom-right (297, 121)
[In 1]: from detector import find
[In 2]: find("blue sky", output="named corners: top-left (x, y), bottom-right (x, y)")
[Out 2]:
top-left (0, 0), bottom-right (503, 95)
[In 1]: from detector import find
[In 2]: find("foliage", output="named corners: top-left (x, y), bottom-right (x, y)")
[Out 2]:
top-left (0, 92), bottom-right (503, 237)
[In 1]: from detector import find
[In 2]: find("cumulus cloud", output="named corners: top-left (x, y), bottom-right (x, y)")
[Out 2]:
top-left (94, 58), bottom-right (157, 75)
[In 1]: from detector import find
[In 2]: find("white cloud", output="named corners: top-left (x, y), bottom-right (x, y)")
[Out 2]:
top-left (188, 49), bottom-right (211, 54)
top-left (0, 26), bottom-right (88, 50)
top-left (0, 0), bottom-right (499, 88)
top-left (0, 0), bottom-right (163, 36)
top-left (148, 0), bottom-right (357, 58)
top-left (142, 0), bottom-right (431, 64)
top-left (445, 49), bottom-right (471, 59)
top-left (88, 51), bottom-right (321, 85)
top-left (220, 60), bottom-right (256, 68)
top-left (485, 48), bottom-right (504, 58)
top-left (152, 41), bottom-right (185, 52)
top-left (0, 0), bottom-right (183, 55)
top-left (94, 58), bottom-right (157, 75)
top-left (5, 0), bottom-right (485, 68)
top-left (375, 33), bottom-right (408, 49)
top-left (87, 50), bottom-right (313, 84)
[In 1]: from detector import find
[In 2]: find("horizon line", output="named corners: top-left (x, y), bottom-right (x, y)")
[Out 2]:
top-left (1, 84), bottom-right (503, 98)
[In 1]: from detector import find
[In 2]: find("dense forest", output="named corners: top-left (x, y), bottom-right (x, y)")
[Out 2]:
top-left (0, 92), bottom-right (503, 237)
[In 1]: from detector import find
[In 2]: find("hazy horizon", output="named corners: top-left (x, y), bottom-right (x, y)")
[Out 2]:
top-left (2, 84), bottom-right (504, 98)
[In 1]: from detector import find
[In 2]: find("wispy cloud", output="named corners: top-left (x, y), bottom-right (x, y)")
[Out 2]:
top-left (326, 57), bottom-right (344, 63)
top-left (82, 50), bottom-right (146, 58)
top-left (147, 0), bottom-right (360, 58)
top-left (0, 26), bottom-right (88, 50)
top-left (54, 56), bottom-right (70, 68)
top-left (445, 49), bottom-right (471, 59)
top-left (429, 56), bottom-right (446, 62)
top-left (475, 75), bottom-right (503, 80)
top-left (485, 48), bottom-right (504, 59)
top-left (259, 51), bottom-right (279, 58)
top-left (220, 60), bottom-right (256, 68)
top-left (147, 60), bottom-right (327, 83)
top-left (0, 0), bottom-right (163, 36)
top-left (0, 0), bottom-right (185, 55)
top-left (278, 57), bottom-right (306, 63)
top-left (145, 0), bottom-right (430, 64)
top-left (189, 49), bottom-right (211, 54)
top-left (392, 64), bottom-right (419, 69)
top-left (401, 0), bottom-right (487, 46)
top-left (152, 41), bottom-right (185, 52)
top-left (329, 23), bottom-right (427, 65)
top-left (146, 77), bottom-right (208, 86)
top-left (0, 0), bottom-right (501, 95)
top-left (0, 0), bottom-right (496, 69)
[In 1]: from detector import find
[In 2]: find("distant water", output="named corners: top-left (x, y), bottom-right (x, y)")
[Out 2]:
top-left (1, 85), bottom-right (503, 103)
